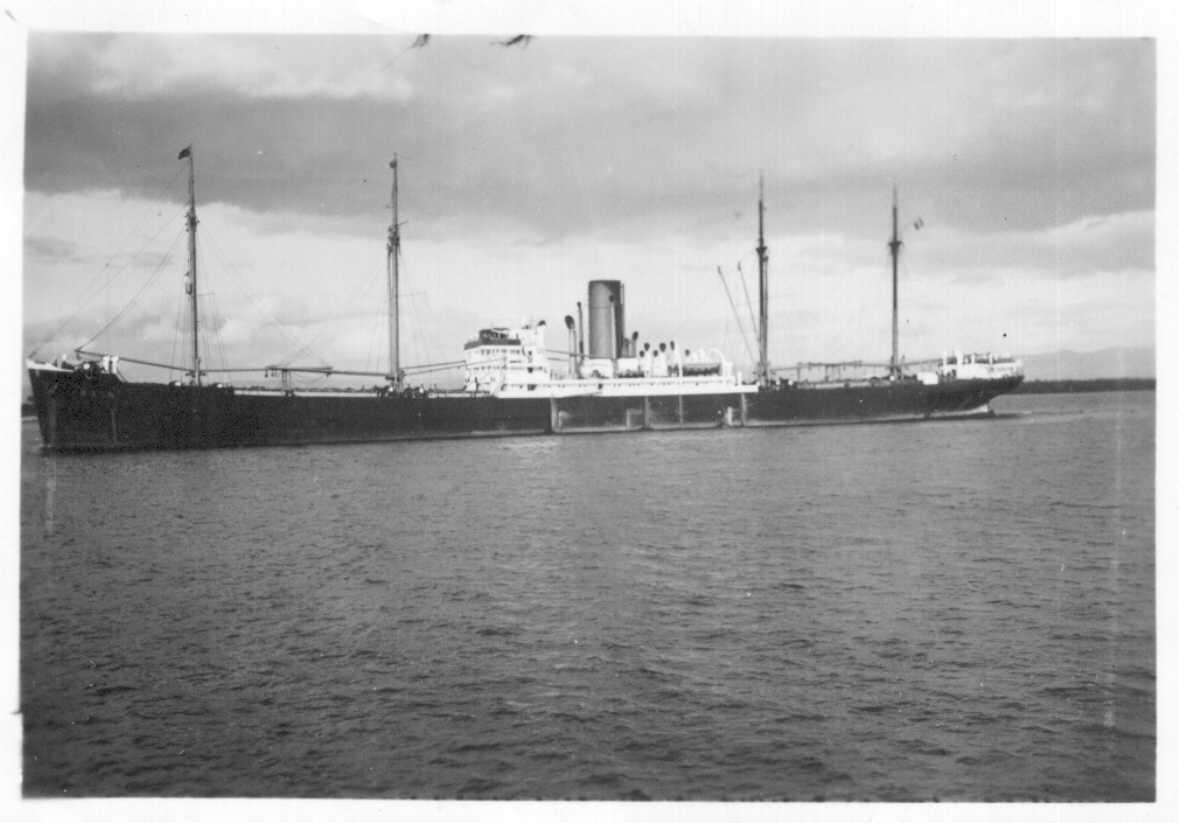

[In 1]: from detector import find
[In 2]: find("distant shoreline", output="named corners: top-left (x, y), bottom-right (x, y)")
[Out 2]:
top-left (18, 378), bottom-right (1156, 418)
top-left (1011, 378), bottom-right (1155, 394)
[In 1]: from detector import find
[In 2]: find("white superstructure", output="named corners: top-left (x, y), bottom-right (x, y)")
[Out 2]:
top-left (462, 322), bottom-right (755, 398)
top-left (914, 351), bottom-right (1025, 385)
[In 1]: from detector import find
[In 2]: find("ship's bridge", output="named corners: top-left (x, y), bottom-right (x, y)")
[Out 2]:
top-left (934, 351), bottom-right (1024, 382)
top-left (463, 323), bottom-right (553, 393)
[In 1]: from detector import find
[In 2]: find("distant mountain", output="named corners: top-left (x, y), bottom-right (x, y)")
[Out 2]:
top-left (1019, 347), bottom-right (1155, 381)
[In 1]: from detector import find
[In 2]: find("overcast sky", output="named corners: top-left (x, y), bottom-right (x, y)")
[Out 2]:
top-left (18, 27), bottom-right (1155, 386)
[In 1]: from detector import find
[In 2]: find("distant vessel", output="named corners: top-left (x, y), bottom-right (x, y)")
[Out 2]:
top-left (26, 150), bottom-right (1023, 451)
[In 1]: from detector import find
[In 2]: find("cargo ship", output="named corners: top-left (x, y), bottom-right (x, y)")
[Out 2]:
top-left (26, 150), bottom-right (1023, 452)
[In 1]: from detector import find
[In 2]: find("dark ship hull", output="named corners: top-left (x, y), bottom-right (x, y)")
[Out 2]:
top-left (746, 374), bottom-right (1024, 424)
top-left (28, 366), bottom-right (1023, 452)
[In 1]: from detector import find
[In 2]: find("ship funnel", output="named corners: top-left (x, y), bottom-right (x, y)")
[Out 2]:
top-left (564, 315), bottom-right (577, 374)
top-left (588, 280), bottom-right (625, 359)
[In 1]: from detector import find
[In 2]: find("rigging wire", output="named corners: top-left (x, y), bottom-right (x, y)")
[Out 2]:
top-left (199, 228), bottom-right (331, 369)
top-left (194, 234), bottom-right (217, 376)
top-left (78, 224), bottom-right (187, 352)
top-left (364, 306), bottom-right (382, 375)
top-left (736, 259), bottom-right (760, 344)
top-left (284, 320), bottom-right (346, 368)
top-left (168, 278), bottom-right (185, 382)
top-left (24, 160), bottom-right (186, 254)
top-left (354, 248), bottom-right (392, 374)
top-left (715, 265), bottom-right (757, 366)
top-left (401, 359), bottom-right (464, 375)
top-left (406, 291), bottom-right (433, 378)
top-left (30, 203), bottom-right (188, 356)
top-left (272, 302), bottom-right (361, 370)
top-left (205, 290), bottom-right (231, 379)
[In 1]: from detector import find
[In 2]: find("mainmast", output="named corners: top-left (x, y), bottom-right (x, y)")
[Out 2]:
top-left (387, 156), bottom-right (401, 390)
top-left (756, 175), bottom-right (769, 387)
top-left (888, 186), bottom-right (902, 379)
top-left (180, 145), bottom-right (200, 386)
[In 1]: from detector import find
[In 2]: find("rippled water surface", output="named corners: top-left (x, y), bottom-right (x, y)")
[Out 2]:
top-left (20, 391), bottom-right (1155, 799)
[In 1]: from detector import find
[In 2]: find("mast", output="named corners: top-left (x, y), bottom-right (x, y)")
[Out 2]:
top-left (888, 186), bottom-right (902, 378)
top-left (180, 145), bottom-right (200, 386)
top-left (387, 156), bottom-right (401, 390)
top-left (756, 175), bottom-right (769, 387)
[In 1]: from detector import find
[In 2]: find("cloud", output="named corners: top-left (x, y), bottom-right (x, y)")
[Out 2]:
top-left (29, 33), bottom-right (419, 102)
top-left (24, 36), bottom-right (1154, 242)
top-left (24, 234), bottom-right (83, 262)
top-left (905, 210), bottom-right (1153, 280)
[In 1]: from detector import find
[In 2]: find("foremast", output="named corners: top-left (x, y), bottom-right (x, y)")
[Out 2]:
top-left (888, 186), bottom-right (902, 379)
top-left (756, 175), bottom-right (769, 387)
top-left (387, 156), bottom-right (402, 390)
top-left (179, 145), bottom-right (201, 385)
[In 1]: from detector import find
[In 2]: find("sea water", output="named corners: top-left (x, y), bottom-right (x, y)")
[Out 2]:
top-left (19, 391), bottom-right (1155, 799)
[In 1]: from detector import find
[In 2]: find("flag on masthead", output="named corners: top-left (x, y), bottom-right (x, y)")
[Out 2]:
top-left (178, 145), bottom-right (192, 159)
